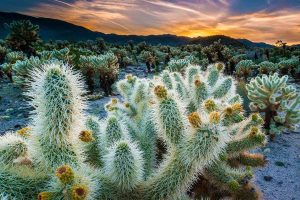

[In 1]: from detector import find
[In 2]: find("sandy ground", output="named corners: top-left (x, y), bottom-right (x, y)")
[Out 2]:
top-left (0, 66), bottom-right (299, 200)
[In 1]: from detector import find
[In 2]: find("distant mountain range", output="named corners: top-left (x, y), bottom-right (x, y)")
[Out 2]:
top-left (0, 11), bottom-right (275, 48)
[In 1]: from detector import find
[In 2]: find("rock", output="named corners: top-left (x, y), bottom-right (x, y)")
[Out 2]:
top-left (14, 124), bottom-right (22, 128)
top-left (274, 161), bottom-right (285, 167)
top-left (264, 176), bottom-right (273, 181)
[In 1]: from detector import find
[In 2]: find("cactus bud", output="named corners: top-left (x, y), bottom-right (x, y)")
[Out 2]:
top-left (16, 127), bottom-right (31, 137)
top-left (71, 184), bottom-right (88, 200)
top-left (223, 106), bottom-right (233, 116)
top-left (56, 165), bottom-right (74, 184)
top-left (209, 111), bottom-right (221, 124)
top-left (194, 79), bottom-right (202, 87)
top-left (228, 180), bottom-right (240, 191)
top-left (250, 126), bottom-right (259, 136)
top-left (38, 192), bottom-right (53, 200)
top-left (232, 103), bottom-right (243, 112)
top-left (204, 99), bottom-right (217, 112)
top-left (124, 102), bottom-right (130, 108)
top-left (154, 85), bottom-right (167, 99)
top-left (188, 112), bottom-right (202, 128)
top-left (126, 74), bottom-right (133, 82)
top-left (79, 130), bottom-right (94, 142)
top-left (111, 98), bottom-right (118, 105)
top-left (215, 62), bottom-right (224, 71)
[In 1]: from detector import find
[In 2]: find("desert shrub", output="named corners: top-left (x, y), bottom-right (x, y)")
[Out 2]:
top-left (12, 56), bottom-right (42, 86)
top-left (246, 73), bottom-right (300, 139)
top-left (167, 58), bottom-right (190, 72)
top-left (0, 51), bottom-right (25, 82)
top-left (258, 61), bottom-right (278, 75)
top-left (0, 45), bottom-right (7, 64)
top-left (91, 53), bottom-right (119, 96)
top-left (278, 56), bottom-right (300, 77)
top-left (38, 48), bottom-right (71, 63)
top-left (235, 60), bottom-right (255, 80)
top-left (5, 20), bottom-right (39, 55)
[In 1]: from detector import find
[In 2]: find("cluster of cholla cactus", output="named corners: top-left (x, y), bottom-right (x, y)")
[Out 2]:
top-left (12, 56), bottom-right (43, 86)
top-left (5, 20), bottom-right (40, 55)
top-left (167, 58), bottom-right (191, 72)
top-left (278, 56), bottom-right (300, 78)
top-left (235, 60), bottom-right (256, 80)
top-left (246, 73), bottom-right (300, 139)
top-left (79, 52), bottom-right (119, 95)
top-left (258, 61), bottom-right (278, 75)
top-left (0, 62), bottom-right (266, 199)
top-left (0, 51), bottom-right (25, 82)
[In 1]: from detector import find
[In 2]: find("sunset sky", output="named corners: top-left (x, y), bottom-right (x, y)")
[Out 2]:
top-left (1, 0), bottom-right (300, 44)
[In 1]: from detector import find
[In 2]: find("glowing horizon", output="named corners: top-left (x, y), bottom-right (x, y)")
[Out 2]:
top-left (1, 0), bottom-right (300, 45)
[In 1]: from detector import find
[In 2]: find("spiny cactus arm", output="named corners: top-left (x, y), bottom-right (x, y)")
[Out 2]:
top-left (161, 70), bottom-right (173, 89)
top-left (139, 118), bottom-right (157, 178)
top-left (141, 151), bottom-right (194, 200)
top-left (229, 152), bottom-right (266, 167)
top-left (191, 75), bottom-right (208, 106)
top-left (95, 173), bottom-right (119, 199)
top-left (152, 85), bottom-right (185, 146)
top-left (226, 132), bottom-right (266, 156)
top-left (186, 65), bottom-right (200, 85)
top-left (0, 132), bottom-right (28, 165)
top-left (116, 74), bottom-right (137, 99)
top-left (0, 165), bottom-right (49, 199)
top-left (84, 117), bottom-right (102, 164)
top-left (205, 162), bottom-right (251, 192)
top-left (212, 77), bottom-right (233, 99)
top-left (172, 72), bottom-right (189, 99)
top-left (207, 65), bottom-right (220, 87)
top-left (27, 63), bottom-right (86, 169)
top-left (103, 115), bottom-right (128, 146)
top-left (103, 140), bottom-right (144, 191)
top-left (228, 113), bottom-right (264, 136)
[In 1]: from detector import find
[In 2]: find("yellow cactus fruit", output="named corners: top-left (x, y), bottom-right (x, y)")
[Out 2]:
top-left (79, 130), bottom-right (94, 142)
top-left (188, 112), bottom-right (202, 128)
top-left (209, 111), bottom-right (221, 124)
top-left (71, 184), bottom-right (89, 200)
top-left (56, 165), bottom-right (74, 184)
top-left (154, 85), bottom-right (167, 99)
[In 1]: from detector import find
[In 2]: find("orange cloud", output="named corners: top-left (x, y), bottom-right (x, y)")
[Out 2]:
top-left (23, 0), bottom-right (300, 44)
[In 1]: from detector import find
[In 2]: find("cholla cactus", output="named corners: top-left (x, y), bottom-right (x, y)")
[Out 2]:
top-left (258, 61), bottom-right (278, 75)
top-left (5, 20), bottom-right (39, 54)
top-left (78, 53), bottom-right (119, 95)
top-left (12, 56), bottom-right (42, 86)
top-left (278, 57), bottom-right (300, 77)
top-left (0, 62), bottom-right (266, 200)
top-left (246, 73), bottom-right (300, 138)
top-left (236, 60), bottom-right (255, 80)
top-left (0, 45), bottom-right (7, 64)
top-left (93, 52), bottom-right (119, 95)
top-left (79, 55), bottom-right (96, 94)
top-left (0, 51), bottom-right (25, 82)
top-left (0, 62), bottom-right (98, 199)
top-left (97, 64), bottom-right (266, 199)
top-left (167, 58), bottom-right (190, 72)
top-left (38, 48), bottom-right (71, 63)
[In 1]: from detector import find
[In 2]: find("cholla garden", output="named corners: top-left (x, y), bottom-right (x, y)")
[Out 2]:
top-left (0, 61), bottom-right (276, 200)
